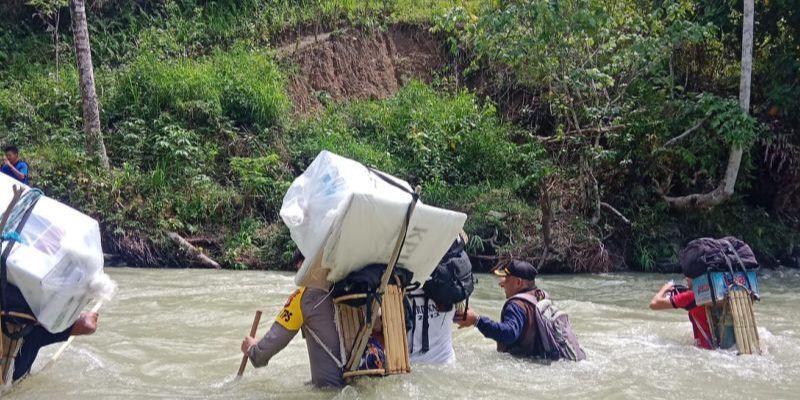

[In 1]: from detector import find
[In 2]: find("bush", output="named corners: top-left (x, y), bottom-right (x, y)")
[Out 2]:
top-left (230, 154), bottom-right (292, 216)
top-left (108, 48), bottom-right (288, 129)
top-left (290, 81), bottom-right (523, 186)
top-left (224, 218), bottom-right (295, 270)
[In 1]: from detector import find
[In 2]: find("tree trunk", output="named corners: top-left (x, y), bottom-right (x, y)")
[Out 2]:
top-left (664, 0), bottom-right (753, 208)
top-left (70, 0), bottom-right (109, 168)
top-left (723, 0), bottom-right (754, 195)
top-left (537, 179), bottom-right (552, 270)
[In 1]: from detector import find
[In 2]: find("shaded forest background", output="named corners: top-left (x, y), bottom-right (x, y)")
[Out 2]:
top-left (0, 0), bottom-right (798, 272)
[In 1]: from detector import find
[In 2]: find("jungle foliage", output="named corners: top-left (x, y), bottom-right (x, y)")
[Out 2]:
top-left (0, 0), bottom-right (797, 270)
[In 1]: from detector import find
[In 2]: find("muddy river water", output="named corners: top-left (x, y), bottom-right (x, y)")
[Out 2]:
top-left (8, 268), bottom-right (800, 399)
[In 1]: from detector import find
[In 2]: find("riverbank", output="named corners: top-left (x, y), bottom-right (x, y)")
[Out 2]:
top-left (1, 1), bottom-right (798, 272)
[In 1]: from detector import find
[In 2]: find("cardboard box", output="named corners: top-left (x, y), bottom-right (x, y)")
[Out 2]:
top-left (693, 270), bottom-right (759, 306)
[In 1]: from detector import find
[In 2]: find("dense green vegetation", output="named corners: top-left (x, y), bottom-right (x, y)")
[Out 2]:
top-left (0, 0), bottom-right (798, 271)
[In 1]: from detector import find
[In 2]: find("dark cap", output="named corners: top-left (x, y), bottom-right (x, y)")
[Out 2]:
top-left (493, 260), bottom-right (537, 280)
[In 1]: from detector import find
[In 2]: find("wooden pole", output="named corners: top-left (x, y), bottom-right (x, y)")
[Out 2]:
top-left (237, 310), bottom-right (262, 378)
top-left (738, 290), bottom-right (758, 354)
top-left (728, 287), bottom-right (750, 354)
top-left (746, 292), bottom-right (762, 354)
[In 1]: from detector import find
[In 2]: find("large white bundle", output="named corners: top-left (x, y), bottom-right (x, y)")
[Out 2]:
top-left (0, 174), bottom-right (115, 333)
top-left (280, 151), bottom-right (467, 289)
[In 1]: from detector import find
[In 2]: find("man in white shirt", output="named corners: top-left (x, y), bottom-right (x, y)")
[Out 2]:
top-left (406, 233), bottom-right (472, 364)
top-left (407, 287), bottom-right (456, 364)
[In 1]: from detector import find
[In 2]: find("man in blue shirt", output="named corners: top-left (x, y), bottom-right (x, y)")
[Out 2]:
top-left (2, 145), bottom-right (29, 184)
top-left (455, 260), bottom-right (544, 356)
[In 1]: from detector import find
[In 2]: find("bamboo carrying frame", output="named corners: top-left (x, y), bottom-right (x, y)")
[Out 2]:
top-left (334, 187), bottom-right (420, 381)
top-left (0, 311), bottom-right (37, 386)
top-left (725, 285), bottom-right (761, 354)
top-left (706, 284), bottom-right (761, 355)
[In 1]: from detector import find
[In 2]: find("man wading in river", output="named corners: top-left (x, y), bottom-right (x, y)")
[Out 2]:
top-left (455, 260), bottom-right (586, 361)
top-left (240, 251), bottom-right (344, 388)
top-left (650, 278), bottom-right (713, 349)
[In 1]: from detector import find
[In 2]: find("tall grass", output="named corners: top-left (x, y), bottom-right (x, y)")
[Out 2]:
top-left (110, 48), bottom-right (288, 129)
top-left (290, 81), bottom-right (521, 186)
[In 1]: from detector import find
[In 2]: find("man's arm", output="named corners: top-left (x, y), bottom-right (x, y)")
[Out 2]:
top-left (649, 281), bottom-right (675, 310)
top-left (243, 322), bottom-right (299, 368)
top-left (3, 160), bottom-right (26, 181)
top-left (242, 288), bottom-right (305, 368)
top-left (474, 303), bottom-right (527, 345)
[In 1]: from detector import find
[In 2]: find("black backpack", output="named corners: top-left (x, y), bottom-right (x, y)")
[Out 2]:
top-left (410, 237), bottom-right (474, 354)
top-left (680, 237), bottom-right (758, 278)
top-left (330, 264), bottom-right (414, 323)
top-left (421, 237), bottom-right (474, 308)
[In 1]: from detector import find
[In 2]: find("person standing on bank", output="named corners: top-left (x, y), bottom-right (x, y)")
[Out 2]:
top-left (455, 260), bottom-right (586, 361)
top-left (2, 145), bottom-right (29, 184)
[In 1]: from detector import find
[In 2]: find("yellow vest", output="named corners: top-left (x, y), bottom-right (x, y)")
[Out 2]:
top-left (275, 287), bottom-right (305, 331)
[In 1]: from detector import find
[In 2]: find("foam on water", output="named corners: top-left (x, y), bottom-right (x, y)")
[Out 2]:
top-left (7, 268), bottom-right (800, 399)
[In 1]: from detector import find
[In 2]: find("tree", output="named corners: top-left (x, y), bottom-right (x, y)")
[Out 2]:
top-left (27, 0), bottom-right (68, 82)
top-left (664, 0), bottom-right (754, 208)
top-left (70, 0), bottom-right (109, 168)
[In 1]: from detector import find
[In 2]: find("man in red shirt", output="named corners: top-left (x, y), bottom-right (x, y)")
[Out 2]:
top-left (649, 279), bottom-right (714, 349)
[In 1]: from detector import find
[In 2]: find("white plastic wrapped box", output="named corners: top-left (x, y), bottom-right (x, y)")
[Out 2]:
top-left (0, 174), bottom-right (114, 333)
top-left (280, 151), bottom-right (467, 289)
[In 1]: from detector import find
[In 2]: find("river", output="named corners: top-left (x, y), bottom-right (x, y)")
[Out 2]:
top-left (7, 268), bottom-right (800, 399)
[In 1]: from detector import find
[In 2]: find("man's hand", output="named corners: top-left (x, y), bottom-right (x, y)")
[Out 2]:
top-left (2, 157), bottom-right (10, 167)
top-left (241, 336), bottom-right (257, 355)
top-left (71, 312), bottom-right (98, 336)
top-left (650, 281), bottom-right (676, 310)
top-left (455, 308), bottom-right (479, 329)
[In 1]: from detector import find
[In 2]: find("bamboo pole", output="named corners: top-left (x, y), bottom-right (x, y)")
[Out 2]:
top-left (742, 291), bottom-right (756, 353)
top-left (746, 292), bottom-right (762, 354)
top-left (738, 290), bottom-right (758, 354)
top-left (734, 290), bottom-right (753, 354)
top-left (728, 288), bottom-right (749, 354)
top-left (237, 310), bottom-right (263, 378)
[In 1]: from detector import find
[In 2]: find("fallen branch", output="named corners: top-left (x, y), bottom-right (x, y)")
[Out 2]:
top-left (600, 202), bottom-right (631, 225)
top-left (167, 231), bottom-right (221, 269)
top-left (565, 125), bottom-right (626, 136)
top-left (655, 117), bottom-right (708, 152)
top-left (185, 236), bottom-right (221, 248)
top-left (662, 184), bottom-right (730, 209)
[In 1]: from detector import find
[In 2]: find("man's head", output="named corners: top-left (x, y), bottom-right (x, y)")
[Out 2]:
top-left (292, 249), bottom-right (305, 271)
top-left (493, 260), bottom-right (538, 299)
top-left (4, 145), bottom-right (19, 164)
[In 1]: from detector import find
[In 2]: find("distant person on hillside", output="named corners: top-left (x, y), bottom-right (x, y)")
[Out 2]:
top-left (2, 145), bottom-right (29, 184)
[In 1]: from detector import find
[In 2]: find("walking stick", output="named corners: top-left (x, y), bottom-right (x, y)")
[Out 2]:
top-left (237, 310), bottom-right (262, 378)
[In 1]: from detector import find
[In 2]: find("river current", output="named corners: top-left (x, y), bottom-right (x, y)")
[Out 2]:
top-left (8, 268), bottom-right (800, 399)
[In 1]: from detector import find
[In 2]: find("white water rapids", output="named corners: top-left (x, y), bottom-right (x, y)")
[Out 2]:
top-left (7, 268), bottom-right (800, 399)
